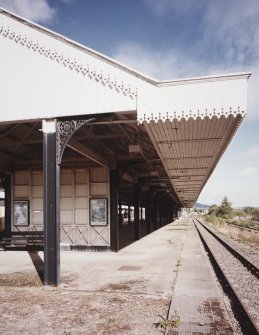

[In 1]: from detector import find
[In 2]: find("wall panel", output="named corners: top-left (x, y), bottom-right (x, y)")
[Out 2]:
top-left (12, 168), bottom-right (110, 247)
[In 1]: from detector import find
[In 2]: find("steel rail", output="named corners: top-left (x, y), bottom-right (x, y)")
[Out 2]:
top-left (194, 217), bottom-right (259, 277)
top-left (228, 222), bottom-right (259, 234)
top-left (192, 216), bottom-right (259, 335)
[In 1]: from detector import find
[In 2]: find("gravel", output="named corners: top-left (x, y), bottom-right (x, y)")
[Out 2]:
top-left (0, 283), bottom-right (169, 335)
top-left (195, 220), bottom-right (259, 327)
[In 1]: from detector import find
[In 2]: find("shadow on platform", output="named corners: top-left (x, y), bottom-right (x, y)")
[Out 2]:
top-left (28, 251), bottom-right (44, 284)
top-left (119, 220), bottom-right (149, 250)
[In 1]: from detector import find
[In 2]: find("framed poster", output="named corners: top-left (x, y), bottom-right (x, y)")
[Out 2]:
top-left (90, 198), bottom-right (107, 226)
top-left (13, 200), bottom-right (29, 226)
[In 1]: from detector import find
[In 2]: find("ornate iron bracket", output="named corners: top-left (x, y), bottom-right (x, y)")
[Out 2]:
top-left (56, 118), bottom-right (95, 165)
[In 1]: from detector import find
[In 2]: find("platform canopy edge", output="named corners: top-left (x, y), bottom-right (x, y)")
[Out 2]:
top-left (137, 72), bottom-right (250, 124)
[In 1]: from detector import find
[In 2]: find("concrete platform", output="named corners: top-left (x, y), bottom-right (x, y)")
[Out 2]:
top-left (0, 217), bottom-right (234, 334)
top-left (166, 217), bottom-right (234, 335)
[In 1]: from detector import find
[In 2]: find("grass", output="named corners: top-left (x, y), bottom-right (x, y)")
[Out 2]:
top-left (203, 215), bottom-right (259, 248)
top-left (155, 313), bottom-right (180, 330)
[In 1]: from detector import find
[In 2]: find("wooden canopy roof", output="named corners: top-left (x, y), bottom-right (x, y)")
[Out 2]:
top-left (0, 8), bottom-right (251, 207)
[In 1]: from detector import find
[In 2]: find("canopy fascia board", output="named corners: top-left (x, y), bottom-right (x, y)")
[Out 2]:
top-left (0, 12), bottom-right (139, 123)
top-left (1, 8), bottom-right (250, 90)
top-left (0, 7), bottom-right (157, 85)
top-left (0, 7), bottom-right (252, 212)
top-left (158, 72), bottom-right (251, 87)
top-left (0, 8), bottom-right (251, 124)
top-left (138, 73), bottom-right (250, 123)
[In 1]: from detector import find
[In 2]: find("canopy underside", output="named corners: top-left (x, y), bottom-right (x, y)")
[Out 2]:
top-left (144, 114), bottom-right (243, 207)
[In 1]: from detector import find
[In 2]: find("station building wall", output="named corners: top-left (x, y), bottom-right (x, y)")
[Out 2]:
top-left (11, 167), bottom-right (110, 247)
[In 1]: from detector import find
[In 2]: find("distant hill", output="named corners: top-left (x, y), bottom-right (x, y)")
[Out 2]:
top-left (194, 202), bottom-right (210, 210)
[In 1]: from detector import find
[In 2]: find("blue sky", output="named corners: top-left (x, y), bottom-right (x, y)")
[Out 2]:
top-left (1, 0), bottom-right (258, 207)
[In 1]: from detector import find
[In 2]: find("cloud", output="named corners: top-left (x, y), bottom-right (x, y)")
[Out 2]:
top-left (143, 0), bottom-right (200, 17)
top-left (113, 42), bottom-right (208, 81)
top-left (142, 0), bottom-right (259, 69)
top-left (113, 0), bottom-right (259, 119)
top-left (202, 1), bottom-right (259, 61)
top-left (237, 167), bottom-right (257, 177)
top-left (247, 62), bottom-right (259, 119)
top-left (112, 40), bottom-right (259, 118)
top-left (198, 163), bottom-right (259, 207)
top-left (0, 0), bottom-right (55, 24)
top-left (240, 146), bottom-right (259, 158)
top-left (58, 0), bottom-right (76, 3)
top-left (112, 40), bottom-right (248, 81)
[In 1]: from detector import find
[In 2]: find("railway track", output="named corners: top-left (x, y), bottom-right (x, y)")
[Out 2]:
top-left (192, 216), bottom-right (259, 335)
top-left (228, 222), bottom-right (259, 234)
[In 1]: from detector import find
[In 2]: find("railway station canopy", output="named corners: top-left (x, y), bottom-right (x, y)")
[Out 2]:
top-left (0, 8), bottom-right (250, 208)
top-left (0, 8), bottom-right (251, 284)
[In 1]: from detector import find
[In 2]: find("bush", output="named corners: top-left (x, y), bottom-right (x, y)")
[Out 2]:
top-left (217, 196), bottom-right (233, 218)
top-left (207, 197), bottom-right (233, 219)
top-left (208, 204), bottom-right (218, 216)
top-left (206, 200), bottom-right (259, 231)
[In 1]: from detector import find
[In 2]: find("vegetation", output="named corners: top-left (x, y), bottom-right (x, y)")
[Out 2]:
top-left (205, 196), bottom-right (259, 229)
top-left (207, 197), bottom-right (232, 218)
top-left (203, 197), bottom-right (259, 247)
top-left (243, 207), bottom-right (259, 222)
top-left (155, 313), bottom-right (180, 330)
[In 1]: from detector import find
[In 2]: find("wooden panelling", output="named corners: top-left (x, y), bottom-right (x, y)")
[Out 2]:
top-left (75, 170), bottom-right (89, 184)
top-left (60, 210), bottom-right (73, 223)
top-left (75, 209), bottom-right (88, 224)
top-left (60, 198), bottom-right (73, 210)
top-left (90, 183), bottom-right (108, 196)
top-left (13, 171), bottom-right (30, 185)
top-left (14, 185), bottom-right (30, 198)
top-left (75, 197), bottom-right (88, 209)
top-left (32, 172), bottom-right (43, 186)
top-left (61, 171), bottom-right (73, 185)
top-left (89, 226), bottom-right (110, 246)
top-left (74, 226), bottom-right (89, 246)
top-left (32, 186), bottom-right (43, 197)
top-left (60, 185), bottom-right (73, 197)
top-left (12, 168), bottom-right (110, 246)
top-left (75, 184), bottom-right (88, 197)
top-left (32, 211), bottom-right (43, 223)
top-left (90, 167), bottom-right (108, 182)
top-left (32, 198), bottom-right (43, 211)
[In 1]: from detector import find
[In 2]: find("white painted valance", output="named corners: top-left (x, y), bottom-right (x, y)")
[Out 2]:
top-left (0, 8), bottom-right (251, 125)
top-left (137, 73), bottom-right (250, 123)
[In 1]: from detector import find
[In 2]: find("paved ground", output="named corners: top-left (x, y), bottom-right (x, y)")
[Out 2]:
top-left (0, 218), bottom-right (234, 334)
top-left (167, 218), bottom-right (234, 335)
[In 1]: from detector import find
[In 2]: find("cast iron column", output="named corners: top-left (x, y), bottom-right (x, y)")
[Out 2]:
top-left (165, 201), bottom-right (169, 225)
top-left (161, 201), bottom-right (165, 226)
top-left (165, 200), bottom-right (168, 225)
top-left (43, 119), bottom-right (60, 286)
top-left (2, 174), bottom-right (11, 239)
top-left (128, 203), bottom-right (131, 225)
top-left (110, 169), bottom-right (119, 251)
top-left (158, 201), bottom-right (161, 227)
top-left (153, 197), bottom-right (158, 230)
top-left (146, 190), bottom-right (151, 234)
top-left (134, 183), bottom-right (140, 240)
top-left (119, 199), bottom-right (123, 228)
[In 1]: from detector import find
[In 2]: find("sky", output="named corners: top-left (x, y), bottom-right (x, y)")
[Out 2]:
top-left (0, 0), bottom-right (258, 208)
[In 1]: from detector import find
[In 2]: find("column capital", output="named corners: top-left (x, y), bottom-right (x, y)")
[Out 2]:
top-left (42, 119), bottom-right (56, 134)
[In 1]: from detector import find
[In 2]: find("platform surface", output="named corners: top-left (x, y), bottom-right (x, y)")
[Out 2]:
top-left (166, 217), bottom-right (234, 334)
top-left (0, 217), bottom-right (234, 334)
